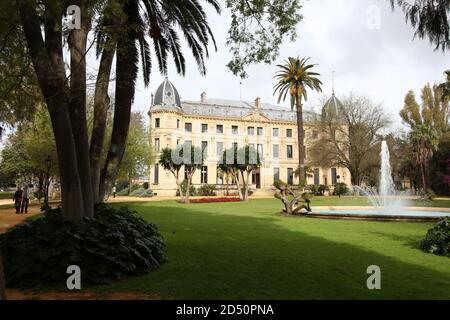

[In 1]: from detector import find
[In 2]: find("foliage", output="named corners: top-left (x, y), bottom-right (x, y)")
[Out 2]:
top-left (421, 218), bottom-right (450, 256)
top-left (390, 0), bottom-right (450, 52)
top-left (129, 187), bottom-right (153, 198)
top-left (219, 145), bottom-right (261, 201)
top-left (334, 183), bottom-right (349, 197)
top-left (430, 132), bottom-right (450, 195)
top-left (143, 182), bottom-right (149, 190)
top-left (0, 204), bottom-right (165, 287)
top-left (177, 180), bottom-right (197, 197)
top-left (225, 0), bottom-right (302, 78)
top-left (310, 94), bottom-right (390, 185)
top-left (190, 197), bottom-right (241, 203)
top-left (274, 179), bottom-right (312, 214)
top-left (0, 192), bottom-right (14, 200)
top-left (439, 70), bottom-right (450, 101)
top-left (0, 1), bottom-right (42, 125)
top-left (197, 184), bottom-right (216, 196)
top-left (273, 57), bottom-right (322, 185)
top-left (117, 112), bottom-right (152, 183)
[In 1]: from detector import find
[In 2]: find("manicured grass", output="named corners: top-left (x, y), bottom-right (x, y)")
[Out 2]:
top-left (93, 198), bottom-right (450, 299)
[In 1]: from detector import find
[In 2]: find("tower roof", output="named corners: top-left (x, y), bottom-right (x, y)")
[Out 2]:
top-left (322, 92), bottom-right (343, 119)
top-left (153, 77), bottom-right (181, 108)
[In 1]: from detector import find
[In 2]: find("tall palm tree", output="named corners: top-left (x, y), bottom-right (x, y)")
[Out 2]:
top-left (411, 124), bottom-right (438, 191)
top-left (274, 57), bottom-right (322, 186)
top-left (98, 0), bottom-right (220, 199)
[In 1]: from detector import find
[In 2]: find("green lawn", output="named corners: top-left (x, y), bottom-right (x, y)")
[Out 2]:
top-left (93, 198), bottom-right (450, 299)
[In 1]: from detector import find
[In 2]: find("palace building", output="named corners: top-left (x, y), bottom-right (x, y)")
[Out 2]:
top-left (148, 78), bottom-right (351, 196)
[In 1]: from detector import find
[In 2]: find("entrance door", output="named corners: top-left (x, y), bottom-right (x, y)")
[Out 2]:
top-left (252, 170), bottom-right (261, 189)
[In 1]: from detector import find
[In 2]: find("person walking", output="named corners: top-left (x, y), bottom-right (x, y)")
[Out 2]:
top-left (20, 184), bottom-right (30, 214)
top-left (13, 186), bottom-right (23, 214)
top-left (112, 186), bottom-right (117, 198)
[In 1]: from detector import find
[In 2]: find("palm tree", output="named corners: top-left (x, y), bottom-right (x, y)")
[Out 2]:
top-left (274, 57), bottom-right (322, 186)
top-left (410, 124), bottom-right (438, 191)
top-left (98, 0), bottom-right (220, 199)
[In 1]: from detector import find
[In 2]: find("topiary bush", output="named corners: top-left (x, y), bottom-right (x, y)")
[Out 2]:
top-left (0, 204), bottom-right (165, 287)
top-left (420, 217), bottom-right (450, 256)
top-left (176, 180), bottom-right (197, 197)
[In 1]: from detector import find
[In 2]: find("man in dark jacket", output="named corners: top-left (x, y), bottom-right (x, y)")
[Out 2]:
top-left (13, 187), bottom-right (23, 214)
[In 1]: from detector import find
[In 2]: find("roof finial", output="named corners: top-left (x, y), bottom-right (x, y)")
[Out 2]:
top-left (332, 70), bottom-right (335, 95)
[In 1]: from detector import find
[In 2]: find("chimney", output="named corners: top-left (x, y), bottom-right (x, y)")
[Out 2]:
top-left (201, 92), bottom-right (207, 103)
top-left (255, 97), bottom-right (261, 108)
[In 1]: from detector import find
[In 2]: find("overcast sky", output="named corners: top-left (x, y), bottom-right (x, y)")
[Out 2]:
top-left (125, 0), bottom-right (448, 130)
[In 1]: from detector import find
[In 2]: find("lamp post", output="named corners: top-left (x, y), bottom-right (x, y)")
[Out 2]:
top-left (44, 156), bottom-right (51, 210)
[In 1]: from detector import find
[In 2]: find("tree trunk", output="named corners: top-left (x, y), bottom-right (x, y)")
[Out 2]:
top-left (17, 0), bottom-right (86, 222)
top-left (99, 32), bottom-right (138, 200)
top-left (90, 35), bottom-right (117, 203)
top-left (420, 163), bottom-right (427, 191)
top-left (233, 172), bottom-right (243, 200)
top-left (68, 0), bottom-right (94, 217)
top-left (0, 253), bottom-right (6, 300)
top-left (185, 176), bottom-right (191, 204)
top-left (295, 92), bottom-right (306, 187)
top-left (175, 174), bottom-right (184, 201)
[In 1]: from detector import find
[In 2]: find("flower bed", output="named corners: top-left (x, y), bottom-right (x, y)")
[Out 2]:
top-left (190, 197), bottom-right (241, 203)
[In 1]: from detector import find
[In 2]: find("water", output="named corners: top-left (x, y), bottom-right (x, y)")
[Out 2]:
top-left (352, 141), bottom-right (409, 212)
top-left (314, 140), bottom-right (449, 219)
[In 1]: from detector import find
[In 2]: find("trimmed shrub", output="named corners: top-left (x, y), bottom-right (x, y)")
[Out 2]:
top-left (142, 182), bottom-right (149, 190)
top-left (129, 187), bottom-right (153, 197)
top-left (117, 188), bottom-right (130, 196)
top-left (116, 180), bottom-right (129, 192)
top-left (176, 180), bottom-right (197, 196)
top-left (197, 184), bottom-right (216, 196)
top-left (0, 204), bottom-right (165, 287)
top-left (421, 217), bottom-right (450, 256)
top-left (0, 192), bottom-right (14, 200)
top-left (334, 183), bottom-right (349, 197)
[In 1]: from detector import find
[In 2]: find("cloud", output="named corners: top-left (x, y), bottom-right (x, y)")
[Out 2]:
top-left (127, 0), bottom-right (448, 128)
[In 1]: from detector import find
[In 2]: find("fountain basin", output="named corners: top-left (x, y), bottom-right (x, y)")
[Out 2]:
top-left (306, 206), bottom-right (450, 222)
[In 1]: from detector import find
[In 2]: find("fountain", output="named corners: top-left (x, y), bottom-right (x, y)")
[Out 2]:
top-left (310, 140), bottom-right (449, 221)
top-left (352, 140), bottom-right (409, 211)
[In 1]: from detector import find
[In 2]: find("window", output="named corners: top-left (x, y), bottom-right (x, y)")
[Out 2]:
top-left (216, 124), bottom-right (223, 134)
top-left (154, 164), bottom-right (159, 184)
top-left (233, 142), bottom-right (238, 150)
top-left (185, 122), bottom-right (192, 132)
top-left (176, 139), bottom-right (180, 145)
top-left (331, 168), bottom-right (337, 185)
top-left (232, 125), bottom-right (239, 135)
top-left (201, 123), bottom-right (208, 133)
top-left (155, 118), bottom-right (160, 128)
top-left (248, 127), bottom-right (255, 135)
top-left (257, 127), bottom-right (263, 136)
top-left (216, 142), bottom-right (223, 157)
top-left (201, 166), bottom-right (208, 184)
top-left (314, 168), bottom-right (320, 185)
top-left (177, 119), bottom-right (180, 128)
top-left (286, 128), bottom-right (292, 137)
top-left (273, 167), bottom-right (280, 181)
top-left (154, 138), bottom-right (160, 152)
top-left (287, 145), bottom-right (293, 159)
top-left (287, 168), bottom-right (294, 186)
top-left (273, 128), bottom-right (279, 137)
top-left (201, 141), bottom-right (208, 156)
top-left (273, 144), bottom-right (279, 158)
top-left (257, 144), bottom-right (263, 159)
